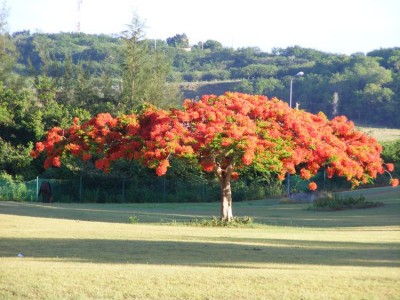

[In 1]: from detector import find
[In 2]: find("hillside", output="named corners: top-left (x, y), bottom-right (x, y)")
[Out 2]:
top-left (179, 80), bottom-right (241, 99)
top-left (8, 32), bottom-right (400, 127)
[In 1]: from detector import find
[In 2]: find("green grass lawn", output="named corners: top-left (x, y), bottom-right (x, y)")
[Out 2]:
top-left (1, 186), bottom-right (399, 299)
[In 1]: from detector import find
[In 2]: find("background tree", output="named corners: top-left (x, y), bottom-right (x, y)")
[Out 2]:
top-left (0, 1), bottom-right (23, 88)
top-left (120, 14), bottom-right (181, 111)
top-left (203, 40), bottom-right (223, 51)
top-left (329, 56), bottom-right (393, 123)
top-left (166, 33), bottom-right (189, 48)
top-left (0, 82), bottom-right (41, 178)
top-left (32, 93), bottom-right (398, 220)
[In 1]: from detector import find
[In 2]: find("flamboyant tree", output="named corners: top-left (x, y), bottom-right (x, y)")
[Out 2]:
top-left (31, 92), bottom-right (398, 221)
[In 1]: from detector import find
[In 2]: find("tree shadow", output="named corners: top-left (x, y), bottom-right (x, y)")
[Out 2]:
top-left (1, 237), bottom-right (399, 268)
top-left (0, 201), bottom-right (223, 225)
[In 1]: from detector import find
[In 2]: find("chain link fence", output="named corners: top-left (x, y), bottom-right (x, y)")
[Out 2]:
top-left (0, 168), bottom-right (395, 203)
top-left (0, 173), bottom-right (287, 203)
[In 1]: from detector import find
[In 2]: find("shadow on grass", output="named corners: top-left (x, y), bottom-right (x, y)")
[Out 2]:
top-left (0, 201), bottom-right (237, 227)
top-left (1, 237), bottom-right (399, 268)
top-left (0, 186), bottom-right (399, 227)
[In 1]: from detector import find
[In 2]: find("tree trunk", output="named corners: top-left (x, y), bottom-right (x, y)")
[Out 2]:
top-left (220, 178), bottom-right (233, 222)
top-left (215, 163), bottom-right (233, 222)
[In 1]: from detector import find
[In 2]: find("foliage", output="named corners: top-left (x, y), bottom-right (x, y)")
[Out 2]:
top-left (202, 40), bottom-right (223, 51)
top-left (9, 31), bottom-right (400, 127)
top-left (119, 14), bottom-right (181, 111)
top-left (0, 2), bottom-right (24, 88)
top-left (0, 138), bottom-right (35, 178)
top-left (0, 172), bottom-right (33, 201)
top-left (166, 33), bottom-right (190, 48)
top-left (0, 83), bottom-right (42, 178)
top-left (382, 140), bottom-right (400, 163)
top-left (182, 216), bottom-right (254, 227)
top-left (128, 215), bottom-right (139, 224)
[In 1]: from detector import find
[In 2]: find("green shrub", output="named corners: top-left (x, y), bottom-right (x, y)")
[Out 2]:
top-left (0, 173), bottom-right (34, 201)
top-left (129, 215), bottom-right (139, 224)
top-left (183, 216), bottom-right (254, 227)
top-left (311, 193), bottom-right (384, 211)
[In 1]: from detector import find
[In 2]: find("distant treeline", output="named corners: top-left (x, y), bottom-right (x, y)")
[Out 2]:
top-left (9, 31), bottom-right (400, 127)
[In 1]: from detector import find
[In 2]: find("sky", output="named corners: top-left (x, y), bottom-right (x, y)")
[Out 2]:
top-left (7, 0), bottom-right (400, 55)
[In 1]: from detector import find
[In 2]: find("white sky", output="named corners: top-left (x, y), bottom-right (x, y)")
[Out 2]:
top-left (7, 0), bottom-right (400, 55)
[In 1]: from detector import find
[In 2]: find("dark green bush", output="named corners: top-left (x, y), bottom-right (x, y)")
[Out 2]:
top-left (183, 216), bottom-right (254, 227)
top-left (311, 193), bottom-right (384, 211)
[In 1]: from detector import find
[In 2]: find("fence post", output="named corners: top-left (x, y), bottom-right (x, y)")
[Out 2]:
top-left (122, 178), bottom-right (125, 202)
top-left (202, 182), bottom-right (206, 202)
top-left (80, 175), bottom-right (83, 202)
top-left (36, 176), bottom-right (39, 202)
top-left (163, 176), bottom-right (166, 202)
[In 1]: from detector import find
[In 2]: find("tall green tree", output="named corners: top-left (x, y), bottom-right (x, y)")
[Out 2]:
top-left (35, 75), bottom-right (72, 129)
top-left (120, 13), bottom-right (180, 111)
top-left (0, 83), bottom-right (41, 178)
top-left (58, 53), bottom-right (75, 105)
top-left (0, 1), bottom-right (22, 88)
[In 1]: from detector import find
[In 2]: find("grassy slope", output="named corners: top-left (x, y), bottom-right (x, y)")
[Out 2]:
top-left (179, 80), bottom-right (241, 100)
top-left (0, 187), bottom-right (399, 299)
top-left (357, 126), bottom-right (400, 142)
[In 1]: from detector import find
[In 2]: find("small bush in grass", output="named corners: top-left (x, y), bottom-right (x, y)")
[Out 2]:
top-left (310, 193), bottom-right (384, 211)
top-left (129, 215), bottom-right (139, 224)
top-left (183, 216), bottom-right (254, 227)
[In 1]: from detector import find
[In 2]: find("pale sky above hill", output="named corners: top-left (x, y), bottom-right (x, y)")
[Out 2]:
top-left (7, 0), bottom-right (400, 55)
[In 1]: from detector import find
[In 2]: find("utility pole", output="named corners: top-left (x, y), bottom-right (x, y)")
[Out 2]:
top-left (77, 0), bottom-right (83, 32)
top-left (287, 71), bottom-right (304, 196)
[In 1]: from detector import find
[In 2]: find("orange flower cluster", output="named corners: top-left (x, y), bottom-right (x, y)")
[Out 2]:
top-left (31, 92), bottom-right (398, 191)
top-left (308, 182), bottom-right (318, 191)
